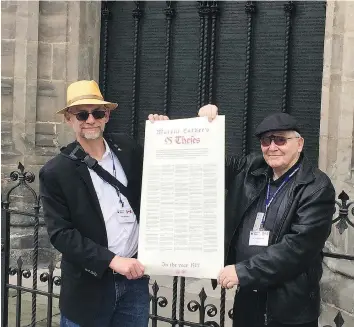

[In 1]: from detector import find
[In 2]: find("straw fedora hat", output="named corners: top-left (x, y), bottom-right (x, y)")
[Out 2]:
top-left (57, 80), bottom-right (118, 114)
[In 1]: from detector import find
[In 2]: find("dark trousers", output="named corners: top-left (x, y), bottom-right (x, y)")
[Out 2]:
top-left (60, 274), bottom-right (150, 327)
top-left (232, 289), bottom-right (318, 327)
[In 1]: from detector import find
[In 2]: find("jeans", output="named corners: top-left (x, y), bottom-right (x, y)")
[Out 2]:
top-left (60, 274), bottom-right (150, 327)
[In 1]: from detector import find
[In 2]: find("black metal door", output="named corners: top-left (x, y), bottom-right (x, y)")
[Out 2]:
top-left (100, 1), bottom-right (326, 163)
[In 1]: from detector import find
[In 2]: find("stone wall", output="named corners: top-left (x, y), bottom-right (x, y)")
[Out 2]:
top-left (1, 1), bottom-right (102, 265)
top-left (319, 0), bottom-right (354, 324)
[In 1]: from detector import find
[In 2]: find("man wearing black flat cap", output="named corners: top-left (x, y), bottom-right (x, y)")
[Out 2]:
top-left (198, 105), bottom-right (335, 327)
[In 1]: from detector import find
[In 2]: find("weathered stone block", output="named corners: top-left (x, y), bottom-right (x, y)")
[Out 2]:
top-left (10, 247), bottom-right (60, 267)
top-left (11, 121), bottom-right (29, 155)
top-left (1, 39), bottom-right (15, 77)
top-left (35, 134), bottom-right (56, 148)
top-left (1, 121), bottom-right (13, 153)
top-left (26, 3), bottom-right (40, 42)
top-left (37, 95), bottom-right (55, 123)
top-left (12, 79), bottom-right (28, 121)
top-left (330, 34), bottom-right (344, 74)
top-left (26, 41), bottom-right (39, 81)
top-left (14, 120), bottom-right (35, 157)
top-left (52, 43), bottom-right (67, 80)
top-left (1, 77), bottom-right (13, 95)
top-left (36, 122), bottom-right (56, 135)
top-left (15, 2), bottom-right (39, 42)
top-left (38, 42), bottom-right (52, 80)
top-left (2, 121), bottom-right (12, 133)
top-left (26, 154), bottom-right (58, 166)
top-left (10, 227), bottom-right (50, 250)
top-left (342, 36), bottom-right (354, 80)
top-left (37, 80), bottom-right (66, 123)
top-left (344, 1), bottom-right (354, 32)
top-left (1, 2), bottom-right (17, 39)
top-left (56, 123), bottom-right (75, 147)
top-left (1, 0), bottom-right (17, 13)
top-left (78, 45), bottom-right (94, 80)
top-left (333, 2), bottom-right (346, 35)
top-left (39, 1), bottom-right (67, 15)
top-left (1, 148), bottom-right (23, 166)
top-left (2, 129), bottom-right (12, 147)
top-left (24, 85), bottom-right (39, 125)
top-left (38, 13), bottom-right (67, 43)
top-left (33, 148), bottom-right (59, 161)
top-left (1, 15), bottom-right (16, 40)
top-left (37, 79), bottom-right (56, 97)
top-left (13, 41), bottom-right (27, 79)
top-left (1, 94), bottom-right (13, 120)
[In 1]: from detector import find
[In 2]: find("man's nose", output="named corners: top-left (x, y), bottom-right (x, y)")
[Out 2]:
top-left (85, 113), bottom-right (96, 124)
top-left (268, 140), bottom-right (278, 150)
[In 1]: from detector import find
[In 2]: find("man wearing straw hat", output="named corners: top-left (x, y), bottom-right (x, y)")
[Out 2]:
top-left (39, 80), bottom-right (167, 327)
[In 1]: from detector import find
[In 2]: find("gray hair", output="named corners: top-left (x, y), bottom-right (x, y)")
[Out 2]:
top-left (294, 131), bottom-right (301, 138)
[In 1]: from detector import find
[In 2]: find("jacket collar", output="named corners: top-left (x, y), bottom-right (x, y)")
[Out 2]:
top-left (60, 137), bottom-right (133, 184)
top-left (250, 153), bottom-right (315, 186)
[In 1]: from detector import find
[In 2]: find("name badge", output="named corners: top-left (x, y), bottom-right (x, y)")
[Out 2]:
top-left (253, 212), bottom-right (265, 231)
top-left (249, 231), bottom-right (270, 246)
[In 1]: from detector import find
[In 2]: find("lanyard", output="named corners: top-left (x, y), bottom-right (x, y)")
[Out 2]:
top-left (265, 166), bottom-right (300, 212)
top-left (110, 152), bottom-right (124, 207)
top-left (260, 166), bottom-right (300, 228)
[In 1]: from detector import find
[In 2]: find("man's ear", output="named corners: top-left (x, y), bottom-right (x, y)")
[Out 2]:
top-left (105, 108), bottom-right (111, 123)
top-left (298, 137), bottom-right (304, 153)
top-left (64, 111), bottom-right (72, 124)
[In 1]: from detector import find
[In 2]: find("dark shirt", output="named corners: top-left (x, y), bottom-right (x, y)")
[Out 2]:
top-left (233, 160), bottom-right (301, 264)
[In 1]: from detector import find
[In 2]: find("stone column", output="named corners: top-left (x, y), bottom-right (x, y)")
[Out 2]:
top-left (1, 0), bottom-right (102, 266)
top-left (319, 0), bottom-right (354, 324)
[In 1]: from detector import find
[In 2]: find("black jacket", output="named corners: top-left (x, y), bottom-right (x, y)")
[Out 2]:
top-left (39, 134), bottom-right (143, 326)
top-left (224, 153), bottom-right (335, 324)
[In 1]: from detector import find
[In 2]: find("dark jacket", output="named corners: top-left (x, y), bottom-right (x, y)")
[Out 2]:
top-left (39, 134), bottom-right (143, 326)
top-left (224, 153), bottom-right (335, 324)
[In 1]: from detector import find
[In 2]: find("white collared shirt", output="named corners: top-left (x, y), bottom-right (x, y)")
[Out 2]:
top-left (88, 139), bottom-right (138, 258)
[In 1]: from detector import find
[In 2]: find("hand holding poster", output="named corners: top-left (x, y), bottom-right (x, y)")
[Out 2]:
top-left (138, 116), bottom-right (225, 279)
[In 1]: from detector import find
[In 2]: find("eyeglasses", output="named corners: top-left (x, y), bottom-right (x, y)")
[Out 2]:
top-left (260, 135), bottom-right (299, 147)
top-left (71, 109), bottom-right (107, 121)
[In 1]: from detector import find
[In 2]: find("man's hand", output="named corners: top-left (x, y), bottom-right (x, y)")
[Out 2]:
top-left (198, 104), bottom-right (218, 122)
top-left (148, 114), bottom-right (169, 123)
top-left (109, 256), bottom-right (145, 280)
top-left (218, 265), bottom-right (239, 289)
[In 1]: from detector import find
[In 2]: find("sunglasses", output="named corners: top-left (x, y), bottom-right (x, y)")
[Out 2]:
top-left (260, 135), bottom-right (299, 147)
top-left (71, 109), bottom-right (107, 121)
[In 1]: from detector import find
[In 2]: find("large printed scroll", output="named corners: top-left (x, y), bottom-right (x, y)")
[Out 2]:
top-left (138, 116), bottom-right (225, 279)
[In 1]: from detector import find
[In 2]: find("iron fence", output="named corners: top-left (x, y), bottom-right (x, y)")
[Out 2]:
top-left (1, 163), bottom-right (354, 327)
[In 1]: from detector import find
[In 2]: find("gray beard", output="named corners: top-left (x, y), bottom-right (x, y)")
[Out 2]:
top-left (81, 129), bottom-right (103, 140)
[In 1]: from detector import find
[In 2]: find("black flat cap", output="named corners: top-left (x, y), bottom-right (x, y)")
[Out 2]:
top-left (255, 113), bottom-right (300, 137)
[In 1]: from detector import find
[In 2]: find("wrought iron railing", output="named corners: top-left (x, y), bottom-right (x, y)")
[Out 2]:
top-left (1, 163), bottom-right (353, 327)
